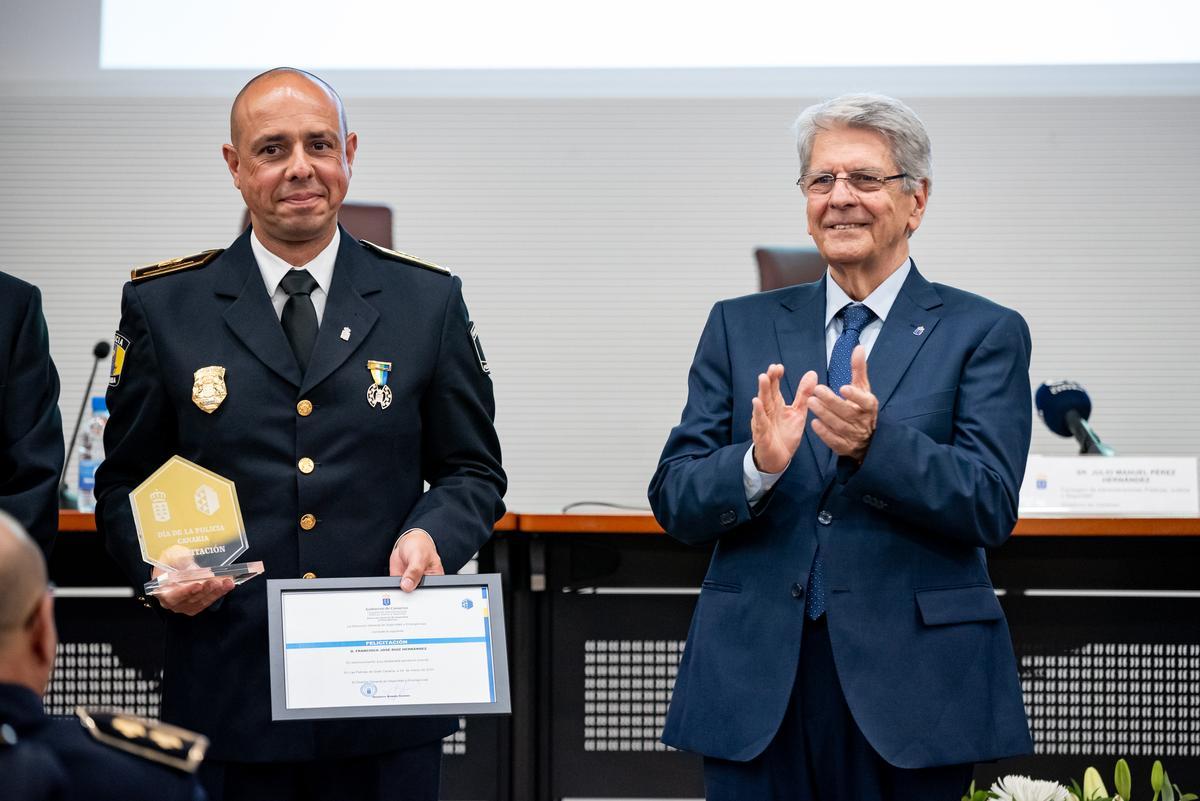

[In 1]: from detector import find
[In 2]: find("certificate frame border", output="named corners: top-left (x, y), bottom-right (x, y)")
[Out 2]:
top-left (266, 574), bottom-right (511, 721)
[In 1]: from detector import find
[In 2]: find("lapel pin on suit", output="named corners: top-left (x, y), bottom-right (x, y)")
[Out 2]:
top-left (366, 360), bottom-right (393, 410)
top-left (913, 325), bottom-right (925, 336)
top-left (340, 327), bottom-right (351, 341)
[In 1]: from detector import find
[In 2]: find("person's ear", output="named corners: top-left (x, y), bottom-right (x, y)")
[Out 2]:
top-left (29, 592), bottom-right (57, 683)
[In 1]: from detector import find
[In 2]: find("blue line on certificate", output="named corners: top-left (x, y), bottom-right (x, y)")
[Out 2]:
top-left (484, 616), bottom-right (495, 702)
top-left (285, 637), bottom-right (487, 649)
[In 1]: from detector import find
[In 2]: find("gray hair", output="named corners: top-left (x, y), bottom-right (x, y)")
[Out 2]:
top-left (793, 93), bottom-right (932, 194)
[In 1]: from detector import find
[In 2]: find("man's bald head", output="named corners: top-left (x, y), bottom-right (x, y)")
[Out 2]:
top-left (0, 511), bottom-right (47, 639)
top-left (0, 511), bottom-right (56, 693)
top-left (229, 67), bottom-right (348, 148)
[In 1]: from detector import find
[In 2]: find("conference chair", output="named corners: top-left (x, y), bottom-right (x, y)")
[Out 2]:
top-left (755, 245), bottom-right (826, 291)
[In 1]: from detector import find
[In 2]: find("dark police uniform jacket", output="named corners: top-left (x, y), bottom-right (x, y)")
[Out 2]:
top-left (95, 228), bottom-right (506, 762)
top-left (0, 271), bottom-right (64, 556)
top-left (649, 267), bottom-right (1033, 768)
top-left (0, 682), bottom-right (206, 801)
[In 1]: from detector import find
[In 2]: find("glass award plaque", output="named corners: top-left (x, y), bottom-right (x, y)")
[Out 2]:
top-left (130, 455), bottom-right (264, 595)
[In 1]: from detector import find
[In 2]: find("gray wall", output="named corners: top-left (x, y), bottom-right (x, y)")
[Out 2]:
top-left (3, 2), bottom-right (1199, 512)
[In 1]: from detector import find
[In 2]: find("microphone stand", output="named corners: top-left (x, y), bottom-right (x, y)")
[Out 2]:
top-left (59, 343), bottom-right (110, 508)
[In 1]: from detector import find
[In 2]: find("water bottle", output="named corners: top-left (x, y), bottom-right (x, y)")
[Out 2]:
top-left (77, 396), bottom-right (109, 512)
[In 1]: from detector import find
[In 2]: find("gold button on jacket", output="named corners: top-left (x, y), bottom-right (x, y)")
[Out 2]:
top-left (299, 514), bottom-right (316, 530)
top-left (302, 572), bottom-right (316, 579)
top-left (296, 399), bottom-right (313, 417)
top-left (297, 457), bottom-right (315, 474)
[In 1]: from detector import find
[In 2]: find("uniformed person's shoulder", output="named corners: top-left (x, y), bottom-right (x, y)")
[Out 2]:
top-left (360, 239), bottom-right (451, 276)
top-left (74, 707), bottom-right (208, 775)
top-left (0, 268), bottom-right (38, 298)
top-left (0, 719), bottom-right (69, 801)
top-left (130, 249), bottom-right (225, 283)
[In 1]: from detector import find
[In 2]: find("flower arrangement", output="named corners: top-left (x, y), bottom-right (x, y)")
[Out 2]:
top-left (962, 760), bottom-right (1197, 801)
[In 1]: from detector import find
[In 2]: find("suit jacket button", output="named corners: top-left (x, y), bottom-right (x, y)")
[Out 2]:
top-left (817, 510), bottom-right (832, 525)
top-left (298, 457), bottom-right (315, 474)
top-left (299, 514), bottom-right (316, 531)
top-left (302, 572), bottom-right (317, 579)
top-left (791, 583), bottom-right (804, 598)
top-left (296, 399), bottom-right (313, 417)
top-left (719, 510), bottom-right (736, 526)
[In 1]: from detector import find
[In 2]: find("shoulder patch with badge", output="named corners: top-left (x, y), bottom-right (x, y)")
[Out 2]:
top-left (131, 249), bottom-right (224, 283)
top-left (76, 708), bottom-right (207, 774)
top-left (360, 240), bottom-right (450, 275)
top-left (109, 332), bottom-right (131, 388)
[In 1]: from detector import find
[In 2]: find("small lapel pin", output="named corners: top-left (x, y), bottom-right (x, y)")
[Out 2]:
top-left (913, 325), bottom-right (925, 336)
top-left (340, 327), bottom-right (351, 341)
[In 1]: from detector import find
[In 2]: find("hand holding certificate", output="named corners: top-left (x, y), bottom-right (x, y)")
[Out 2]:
top-left (267, 575), bottom-right (511, 721)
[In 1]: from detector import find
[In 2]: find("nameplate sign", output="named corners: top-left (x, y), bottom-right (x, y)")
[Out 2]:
top-left (1019, 455), bottom-right (1199, 516)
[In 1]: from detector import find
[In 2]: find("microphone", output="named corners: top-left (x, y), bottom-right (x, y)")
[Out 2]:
top-left (1035, 380), bottom-right (1115, 456)
top-left (59, 340), bottom-right (112, 508)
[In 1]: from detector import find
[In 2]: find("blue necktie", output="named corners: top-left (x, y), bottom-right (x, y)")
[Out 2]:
top-left (806, 303), bottom-right (876, 620)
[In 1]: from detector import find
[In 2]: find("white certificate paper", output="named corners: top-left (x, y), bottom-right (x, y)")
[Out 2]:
top-left (268, 575), bottom-right (509, 720)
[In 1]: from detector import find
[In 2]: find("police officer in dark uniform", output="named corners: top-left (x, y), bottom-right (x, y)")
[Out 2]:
top-left (0, 510), bottom-right (208, 801)
top-left (94, 68), bottom-right (506, 801)
top-left (0, 271), bottom-right (64, 557)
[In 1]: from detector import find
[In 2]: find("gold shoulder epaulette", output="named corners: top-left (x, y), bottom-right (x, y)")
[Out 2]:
top-left (361, 240), bottom-right (450, 275)
top-left (76, 708), bottom-right (208, 774)
top-left (131, 249), bottom-right (224, 282)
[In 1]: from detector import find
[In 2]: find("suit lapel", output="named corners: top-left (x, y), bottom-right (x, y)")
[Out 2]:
top-left (299, 231), bottom-right (381, 396)
top-left (215, 232), bottom-right (303, 387)
top-left (866, 265), bottom-right (943, 412)
top-left (772, 279), bottom-right (831, 477)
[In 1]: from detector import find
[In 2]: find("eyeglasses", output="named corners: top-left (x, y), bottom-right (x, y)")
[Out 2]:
top-left (797, 171), bottom-right (908, 195)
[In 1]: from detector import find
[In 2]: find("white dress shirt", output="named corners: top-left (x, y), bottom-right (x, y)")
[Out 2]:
top-left (743, 258), bottom-right (913, 503)
top-left (251, 228), bottom-right (340, 326)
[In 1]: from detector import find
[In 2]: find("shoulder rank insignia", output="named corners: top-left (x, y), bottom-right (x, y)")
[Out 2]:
top-left (76, 708), bottom-right (208, 774)
top-left (360, 240), bottom-right (450, 275)
top-left (131, 249), bottom-right (224, 282)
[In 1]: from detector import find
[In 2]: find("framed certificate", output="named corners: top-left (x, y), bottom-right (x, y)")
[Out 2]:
top-left (266, 574), bottom-right (510, 721)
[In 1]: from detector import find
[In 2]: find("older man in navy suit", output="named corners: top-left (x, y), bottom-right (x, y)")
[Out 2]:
top-left (649, 94), bottom-right (1033, 799)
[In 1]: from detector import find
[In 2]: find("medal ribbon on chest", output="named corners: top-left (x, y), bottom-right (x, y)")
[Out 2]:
top-left (366, 360), bottom-right (393, 410)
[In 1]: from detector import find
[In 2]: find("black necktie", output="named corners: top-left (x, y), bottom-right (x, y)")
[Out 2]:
top-left (280, 270), bottom-right (319, 373)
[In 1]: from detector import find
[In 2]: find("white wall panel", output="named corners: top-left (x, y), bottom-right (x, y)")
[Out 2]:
top-left (1, 96), bottom-right (1197, 512)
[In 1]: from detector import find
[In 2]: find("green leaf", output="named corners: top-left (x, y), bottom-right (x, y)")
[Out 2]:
top-left (1177, 794), bottom-right (1198, 801)
top-left (1162, 772), bottom-right (1176, 801)
top-left (1152, 762), bottom-right (1165, 793)
top-left (1115, 758), bottom-right (1132, 801)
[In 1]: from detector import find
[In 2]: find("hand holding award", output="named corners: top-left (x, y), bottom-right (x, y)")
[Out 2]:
top-left (130, 455), bottom-right (264, 597)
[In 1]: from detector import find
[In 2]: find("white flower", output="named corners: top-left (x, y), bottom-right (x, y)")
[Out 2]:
top-left (990, 774), bottom-right (1072, 801)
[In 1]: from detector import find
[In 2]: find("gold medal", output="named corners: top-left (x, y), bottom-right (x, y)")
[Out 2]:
top-left (192, 366), bottom-right (228, 414)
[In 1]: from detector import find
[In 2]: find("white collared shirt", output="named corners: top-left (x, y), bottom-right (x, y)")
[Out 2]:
top-left (251, 228), bottom-right (340, 326)
top-left (743, 258), bottom-right (913, 502)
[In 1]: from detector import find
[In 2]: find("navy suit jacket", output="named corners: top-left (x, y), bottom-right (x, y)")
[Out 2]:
top-left (0, 271), bottom-right (63, 556)
top-left (95, 228), bottom-right (506, 762)
top-left (648, 265), bottom-right (1034, 768)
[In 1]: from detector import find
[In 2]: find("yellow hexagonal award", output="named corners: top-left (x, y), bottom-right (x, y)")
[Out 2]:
top-left (130, 455), bottom-right (264, 595)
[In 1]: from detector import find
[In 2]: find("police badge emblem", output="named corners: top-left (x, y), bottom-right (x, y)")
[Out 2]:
top-left (366, 360), bottom-right (393, 410)
top-left (191, 366), bottom-right (228, 414)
